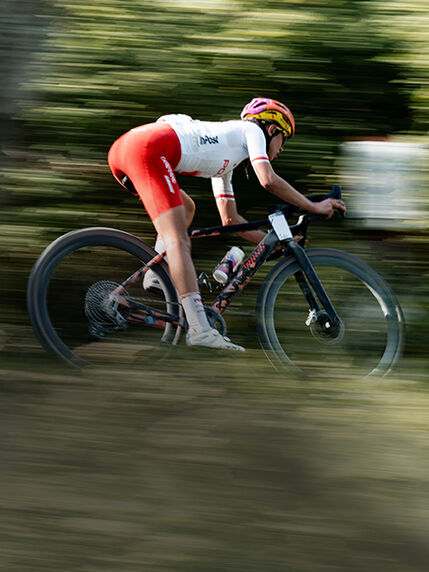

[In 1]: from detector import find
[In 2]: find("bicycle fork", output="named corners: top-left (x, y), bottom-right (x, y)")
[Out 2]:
top-left (287, 240), bottom-right (342, 334)
top-left (268, 210), bottom-right (342, 335)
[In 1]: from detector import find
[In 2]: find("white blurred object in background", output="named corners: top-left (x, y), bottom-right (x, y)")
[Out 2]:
top-left (339, 140), bottom-right (428, 230)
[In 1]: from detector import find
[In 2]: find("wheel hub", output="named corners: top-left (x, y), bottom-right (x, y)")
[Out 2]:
top-left (307, 310), bottom-right (344, 345)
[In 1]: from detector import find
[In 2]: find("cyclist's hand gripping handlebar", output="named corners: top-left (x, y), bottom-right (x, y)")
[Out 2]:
top-left (271, 185), bottom-right (345, 221)
top-left (306, 185), bottom-right (346, 222)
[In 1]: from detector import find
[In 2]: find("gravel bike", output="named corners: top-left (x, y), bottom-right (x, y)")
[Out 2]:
top-left (27, 186), bottom-right (404, 378)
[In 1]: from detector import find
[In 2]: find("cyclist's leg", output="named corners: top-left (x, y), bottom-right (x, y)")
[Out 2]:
top-left (152, 205), bottom-right (198, 295)
top-left (108, 124), bottom-right (244, 351)
top-left (152, 203), bottom-right (243, 350)
top-left (180, 189), bottom-right (196, 227)
top-left (153, 189), bottom-right (195, 255)
top-left (151, 208), bottom-right (244, 350)
top-left (152, 207), bottom-right (236, 346)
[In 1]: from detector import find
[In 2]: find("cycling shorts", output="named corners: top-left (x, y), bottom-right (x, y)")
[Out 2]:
top-left (108, 122), bottom-right (183, 220)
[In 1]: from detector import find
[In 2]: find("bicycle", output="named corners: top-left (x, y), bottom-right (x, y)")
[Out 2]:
top-left (27, 185), bottom-right (404, 378)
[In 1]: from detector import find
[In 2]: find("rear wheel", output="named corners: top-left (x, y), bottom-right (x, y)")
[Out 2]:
top-left (27, 227), bottom-right (181, 367)
top-left (257, 248), bottom-right (404, 378)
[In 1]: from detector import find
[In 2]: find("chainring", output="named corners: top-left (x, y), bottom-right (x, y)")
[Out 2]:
top-left (204, 305), bottom-right (227, 336)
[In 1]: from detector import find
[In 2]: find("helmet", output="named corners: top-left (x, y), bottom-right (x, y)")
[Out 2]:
top-left (241, 97), bottom-right (295, 138)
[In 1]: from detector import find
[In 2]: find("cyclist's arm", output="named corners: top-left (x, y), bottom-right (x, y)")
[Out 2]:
top-left (215, 198), bottom-right (266, 245)
top-left (252, 161), bottom-right (346, 218)
top-left (211, 174), bottom-right (265, 244)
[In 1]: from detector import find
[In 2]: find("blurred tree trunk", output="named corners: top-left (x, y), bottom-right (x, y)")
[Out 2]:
top-left (0, 0), bottom-right (48, 152)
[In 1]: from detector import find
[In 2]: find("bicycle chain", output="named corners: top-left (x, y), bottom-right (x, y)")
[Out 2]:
top-left (129, 295), bottom-right (182, 308)
top-left (103, 294), bottom-right (184, 345)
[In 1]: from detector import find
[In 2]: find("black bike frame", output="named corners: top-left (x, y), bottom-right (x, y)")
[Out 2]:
top-left (190, 215), bottom-right (340, 325)
top-left (199, 229), bottom-right (278, 314)
top-left (111, 213), bottom-right (341, 328)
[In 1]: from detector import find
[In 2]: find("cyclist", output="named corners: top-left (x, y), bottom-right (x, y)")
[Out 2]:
top-left (107, 97), bottom-right (345, 352)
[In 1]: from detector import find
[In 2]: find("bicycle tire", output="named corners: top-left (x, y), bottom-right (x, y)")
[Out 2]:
top-left (256, 248), bottom-right (404, 378)
top-left (27, 227), bottom-right (180, 367)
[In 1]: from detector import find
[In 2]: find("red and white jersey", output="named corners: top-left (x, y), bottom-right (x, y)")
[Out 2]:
top-left (157, 114), bottom-right (269, 201)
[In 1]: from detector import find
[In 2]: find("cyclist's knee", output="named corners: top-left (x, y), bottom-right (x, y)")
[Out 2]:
top-left (180, 189), bottom-right (196, 225)
top-left (163, 232), bottom-right (191, 254)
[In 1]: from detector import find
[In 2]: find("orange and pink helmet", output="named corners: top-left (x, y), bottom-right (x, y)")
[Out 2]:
top-left (241, 97), bottom-right (295, 139)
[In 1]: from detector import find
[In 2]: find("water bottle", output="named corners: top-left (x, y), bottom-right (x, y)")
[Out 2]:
top-left (213, 247), bottom-right (245, 284)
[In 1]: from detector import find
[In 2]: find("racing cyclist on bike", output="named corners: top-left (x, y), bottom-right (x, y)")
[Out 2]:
top-left (107, 97), bottom-right (345, 352)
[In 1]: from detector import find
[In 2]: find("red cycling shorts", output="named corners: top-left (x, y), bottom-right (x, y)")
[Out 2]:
top-left (108, 122), bottom-right (183, 220)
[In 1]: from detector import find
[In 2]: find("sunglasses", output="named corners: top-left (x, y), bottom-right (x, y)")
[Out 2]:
top-left (275, 129), bottom-right (290, 148)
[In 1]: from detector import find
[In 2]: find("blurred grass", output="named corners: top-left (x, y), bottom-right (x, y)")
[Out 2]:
top-left (1, 353), bottom-right (429, 571)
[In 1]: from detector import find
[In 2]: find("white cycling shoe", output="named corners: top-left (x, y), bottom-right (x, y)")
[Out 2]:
top-left (186, 328), bottom-right (245, 352)
top-left (143, 268), bottom-right (162, 291)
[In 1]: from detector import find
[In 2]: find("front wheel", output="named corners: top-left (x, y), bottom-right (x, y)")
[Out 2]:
top-left (27, 227), bottom-right (181, 367)
top-left (256, 248), bottom-right (404, 379)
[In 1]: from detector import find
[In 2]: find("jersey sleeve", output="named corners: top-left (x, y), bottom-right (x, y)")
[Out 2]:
top-left (211, 172), bottom-right (235, 201)
top-left (242, 121), bottom-right (270, 166)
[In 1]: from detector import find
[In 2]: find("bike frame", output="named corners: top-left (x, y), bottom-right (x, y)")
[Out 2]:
top-left (191, 215), bottom-right (340, 325)
top-left (110, 210), bottom-right (341, 330)
top-left (191, 224), bottom-right (278, 314)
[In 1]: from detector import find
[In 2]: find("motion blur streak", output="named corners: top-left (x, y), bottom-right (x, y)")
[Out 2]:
top-left (1, 1), bottom-right (429, 570)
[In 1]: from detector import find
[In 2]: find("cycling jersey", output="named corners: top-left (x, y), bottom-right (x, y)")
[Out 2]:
top-left (157, 114), bottom-right (269, 201)
top-left (108, 114), bottom-right (270, 220)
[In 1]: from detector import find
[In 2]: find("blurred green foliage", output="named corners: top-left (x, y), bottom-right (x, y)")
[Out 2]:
top-left (0, 0), bottom-right (428, 363)
top-left (2, 0), bottom-right (427, 219)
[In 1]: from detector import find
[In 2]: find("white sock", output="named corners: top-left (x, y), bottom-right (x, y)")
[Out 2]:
top-left (154, 235), bottom-right (166, 258)
top-left (180, 292), bottom-right (212, 334)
